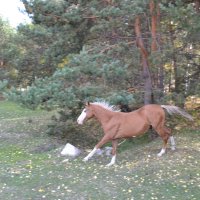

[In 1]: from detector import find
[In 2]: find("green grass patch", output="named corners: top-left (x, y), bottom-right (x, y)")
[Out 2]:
top-left (0, 100), bottom-right (199, 200)
top-left (0, 101), bottom-right (46, 119)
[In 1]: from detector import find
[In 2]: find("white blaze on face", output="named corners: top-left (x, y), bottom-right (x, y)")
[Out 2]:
top-left (77, 109), bottom-right (87, 125)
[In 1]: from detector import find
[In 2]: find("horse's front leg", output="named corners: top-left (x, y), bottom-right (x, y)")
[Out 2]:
top-left (83, 135), bottom-right (110, 162)
top-left (106, 139), bottom-right (118, 167)
top-left (83, 147), bottom-right (98, 162)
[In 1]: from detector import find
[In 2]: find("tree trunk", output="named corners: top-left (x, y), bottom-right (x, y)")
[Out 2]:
top-left (150, 0), bottom-right (157, 52)
top-left (150, 0), bottom-right (164, 100)
top-left (195, 0), bottom-right (200, 12)
top-left (135, 16), bottom-right (153, 105)
top-left (169, 24), bottom-right (185, 107)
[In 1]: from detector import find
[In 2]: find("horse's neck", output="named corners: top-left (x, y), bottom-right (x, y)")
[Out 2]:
top-left (93, 106), bottom-right (113, 124)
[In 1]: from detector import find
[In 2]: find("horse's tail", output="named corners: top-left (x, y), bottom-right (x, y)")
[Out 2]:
top-left (161, 105), bottom-right (193, 121)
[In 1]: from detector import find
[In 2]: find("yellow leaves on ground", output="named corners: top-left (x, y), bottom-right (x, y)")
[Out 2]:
top-left (57, 57), bottom-right (69, 68)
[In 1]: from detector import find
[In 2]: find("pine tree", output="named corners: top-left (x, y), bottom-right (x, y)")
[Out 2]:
top-left (7, 0), bottom-right (200, 114)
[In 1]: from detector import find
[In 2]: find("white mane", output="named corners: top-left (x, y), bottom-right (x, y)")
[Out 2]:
top-left (91, 101), bottom-right (120, 112)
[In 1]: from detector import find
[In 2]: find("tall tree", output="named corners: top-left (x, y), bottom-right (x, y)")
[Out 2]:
top-left (135, 15), bottom-right (153, 104)
top-left (7, 0), bottom-right (200, 110)
top-left (0, 17), bottom-right (20, 86)
top-left (161, 0), bottom-right (200, 105)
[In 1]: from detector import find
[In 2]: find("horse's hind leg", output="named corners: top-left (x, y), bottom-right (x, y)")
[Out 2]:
top-left (156, 126), bottom-right (171, 157)
top-left (169, 135), bottom-right (176, 150)
top-left (106, 139), bottom-right (118, 167)
top-left (157, 138), bottom-right (168, 157)
top-left (162, 127), bottom-right (176, 151)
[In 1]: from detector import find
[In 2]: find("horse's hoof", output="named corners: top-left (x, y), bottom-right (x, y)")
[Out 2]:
top-left (171, 146), bottom-right (176, 151)
top-left (157, 148), bottom-right (165, 157)
top-left (83, 157), bottom-right (89, 162)
top-left (157, 153), bottom-right (163, 157)
top-left (106, 162), bottom-right (115, 167)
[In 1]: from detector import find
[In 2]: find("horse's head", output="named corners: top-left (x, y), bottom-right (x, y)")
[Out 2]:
top-left (77, 102), bottom-right (94, 125)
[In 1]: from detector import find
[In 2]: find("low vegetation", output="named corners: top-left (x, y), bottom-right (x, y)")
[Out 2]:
top-left (0, 101), bottom-right (199, 200)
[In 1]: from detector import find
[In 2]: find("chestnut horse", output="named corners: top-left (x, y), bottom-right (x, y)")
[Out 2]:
top-left (77, 101), bottom-right (193, 166)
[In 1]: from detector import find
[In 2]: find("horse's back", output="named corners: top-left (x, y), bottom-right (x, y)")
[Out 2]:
top-left (138, 104), bottom-right (165, 126)
top-left (129, 104), bottom-right (163, 115)
top-left (139, 104), bottom-right (163, 112)
top-left (113, 104), bottom-right (165, 138)
top-left (126, 104), bottom-right (165, 124)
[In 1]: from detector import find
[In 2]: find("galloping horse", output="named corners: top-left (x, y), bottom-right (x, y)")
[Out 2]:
top-left (77, 101), bottom-right (193, 166)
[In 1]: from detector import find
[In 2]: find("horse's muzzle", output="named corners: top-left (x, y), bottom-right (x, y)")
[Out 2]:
top-left (77, 118), bottom-right (84, 125)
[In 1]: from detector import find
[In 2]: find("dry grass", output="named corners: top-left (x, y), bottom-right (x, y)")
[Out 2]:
top-left (0, 101), bottom-right (199, 200)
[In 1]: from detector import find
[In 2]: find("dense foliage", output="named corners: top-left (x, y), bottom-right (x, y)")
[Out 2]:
top-left (1, 0), bottom-right (200, 135)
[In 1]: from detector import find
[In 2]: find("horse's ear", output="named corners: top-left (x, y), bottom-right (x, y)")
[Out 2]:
top-left (85, 101), bottom-right (90, 106)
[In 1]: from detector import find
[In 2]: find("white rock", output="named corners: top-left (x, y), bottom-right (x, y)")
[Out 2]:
top-left (62, 159), bottom-right (69, 163)
top-left (96, 148), bottom-right (104, 156)
top-left (61, 143), bottom-right (81, 157)
top-left (104, 147), bottom-right (112, 156)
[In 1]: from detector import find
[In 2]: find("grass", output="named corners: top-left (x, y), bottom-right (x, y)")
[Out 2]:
top-left (0, 101), bottom-right (199, 200)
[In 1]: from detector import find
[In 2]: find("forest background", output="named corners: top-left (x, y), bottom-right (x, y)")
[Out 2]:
top-left (0, 0), bottom-right (200, 137)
